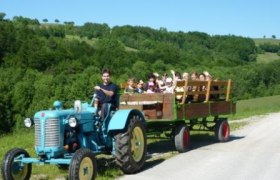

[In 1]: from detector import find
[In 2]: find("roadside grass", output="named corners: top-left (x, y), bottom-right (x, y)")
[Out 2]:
top-left (0, 129), bottom-right (69, 179)
top-left (1, 95), bottom-right (280, 179)
top-left (229, 95), bottom-right (280, 120)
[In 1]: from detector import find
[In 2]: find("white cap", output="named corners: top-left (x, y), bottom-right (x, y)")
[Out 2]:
top-left (166, 77), bottom-right (173, 83)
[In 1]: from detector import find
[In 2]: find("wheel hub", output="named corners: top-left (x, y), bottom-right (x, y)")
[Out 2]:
top-left (79, 157), bottom-right (93, 178)
top-left (131, 126), bottom-right (144, 162)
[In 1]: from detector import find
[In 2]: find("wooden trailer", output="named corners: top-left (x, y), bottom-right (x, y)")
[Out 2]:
top-left (119, 79), bottom-right (236, 152)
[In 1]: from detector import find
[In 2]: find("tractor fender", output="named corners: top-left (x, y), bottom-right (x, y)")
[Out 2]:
top-left (108, 109), bottom-right (145, 133)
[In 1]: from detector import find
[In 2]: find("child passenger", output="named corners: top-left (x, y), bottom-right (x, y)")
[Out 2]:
top-left (124, 78), bottom-right (136, 94)
top-left (144, 73), bottom-right (159, 92)
top-left (163, 77), bottom-right (175, 93)
top-left (146, 82), bottom-right (156, 93)
top-left (135, 80), bottom-right (144, 94)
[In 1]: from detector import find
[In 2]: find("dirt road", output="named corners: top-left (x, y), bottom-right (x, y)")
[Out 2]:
top-left (120, 112), bottom-right (280, 180)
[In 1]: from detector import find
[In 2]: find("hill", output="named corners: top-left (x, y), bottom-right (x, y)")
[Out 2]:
top-left (0, 16), bottom-right (280, 133)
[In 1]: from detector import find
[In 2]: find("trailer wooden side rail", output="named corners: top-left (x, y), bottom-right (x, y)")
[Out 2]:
top-left (119, 79), bottom-right (235, 120)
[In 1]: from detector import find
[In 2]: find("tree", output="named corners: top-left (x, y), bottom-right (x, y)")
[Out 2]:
top-left (42, 18), bottom-right (48, 23)
top-left (0, 12), bottom-right (6, 20)
top-left (272, 35), bottom-right (276, 39)
top-left (80, 22), bottom-right (110, 39)
top-left (94, 37), bottom-right (127, 75)
top-left (132, 61), bottom-right (149, 80)
top-left (55, 19), bottom-right (60, 23)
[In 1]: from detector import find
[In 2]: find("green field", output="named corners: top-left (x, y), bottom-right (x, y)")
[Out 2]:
top-left (253, 38), bottom-right (280, 64)
top-left (1, 95), bottom-right (280, 179)
top-left (256, 52), bottom-right (280, 63)
top-left (254, 38), bottom-right (280, 46)
top-left (66, 35), bottom-right (99, 47)
top-left (231, 95), bottom-right (280, 119)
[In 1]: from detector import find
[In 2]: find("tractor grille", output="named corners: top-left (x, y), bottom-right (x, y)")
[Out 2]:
top-left (35, 118), bottom-right (60, 147)
top-left (35, 118), bottom-right (40, 146)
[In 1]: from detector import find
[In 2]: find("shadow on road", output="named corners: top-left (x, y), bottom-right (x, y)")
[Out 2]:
top-left (94, 134), bottom-right (245, 176)
top-left (190, 133), bottom-right (245, 150)
top-left (142, 133), bottom-right (245, 171)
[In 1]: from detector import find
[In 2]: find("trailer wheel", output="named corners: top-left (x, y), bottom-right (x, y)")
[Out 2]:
top-left (1, 148), bottom-right (32, 180)
top-left (114, 114), bottom-right (147, 174)
top-left (215, 119), bottom-right (230, 142)
top-left (69, 148), bottom-right (97, 180)
top-left (174, 124), bottom-right (190, 153)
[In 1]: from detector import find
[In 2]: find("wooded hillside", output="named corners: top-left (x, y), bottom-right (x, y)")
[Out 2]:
top-left (0, 15), bottom-right (279, 133)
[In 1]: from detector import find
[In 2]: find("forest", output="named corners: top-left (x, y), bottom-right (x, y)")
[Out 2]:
top-left (0, 14), bottom-right (280, 133)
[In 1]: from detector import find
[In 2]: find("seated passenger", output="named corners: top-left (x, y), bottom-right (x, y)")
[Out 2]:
top-left (135, 80), bottom-right (144, 94)
top-left (171, 70), bottom-right (182, 83)
top-left (203, 71), bottom-right (219, 100)
top-left (190, 72), bottom-right (199, 102)
top-left (124, 78), bottom-right (136, 94)
top-left (198, 73), bottom-right (206, 102)
top-left (173, 78), bottom-right (186, 101)
top-left (203, 71), bottom-right (212, 81)
top-left (144, 73), bottom-right (160, 92)
top-left (157, 78), bottom-right (167, 92)
top-left (182, 72), bottom-right (189, 80)
top-left (146, 82), bottom-right (156, 93)
top-left (161, 72), bottom-right (168, 84)
top-left (162, 77), bottom-right (175, 93)
top-left (199, 73), bottom-right (206, 91)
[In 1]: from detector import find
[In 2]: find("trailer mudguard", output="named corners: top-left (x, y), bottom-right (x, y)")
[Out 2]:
top-left (108, 109), bottom-right (145, 133)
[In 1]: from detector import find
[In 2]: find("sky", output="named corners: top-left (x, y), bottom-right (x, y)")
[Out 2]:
top-left (1, 0), bottom-right (279, 38)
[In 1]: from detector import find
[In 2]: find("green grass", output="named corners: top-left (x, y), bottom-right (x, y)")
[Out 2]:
top-left (253, 38), bottom-right (280, 63)
top-left (256, 52), bottom-right (280, 63)
top-left (66, 35), bottom-right (99, 47)
top-left (65, 35), bottom-right (139, 52)
top-left (0, 129), bottom-right (69, 179)
top-left (254, 38), bottom-right (280, 46)
top-left (230, 95), bottom-right (280, 120)
top-left (124, 46), bottom-right (138, 52)
top-left (1, 95), bottom-right (280, 179)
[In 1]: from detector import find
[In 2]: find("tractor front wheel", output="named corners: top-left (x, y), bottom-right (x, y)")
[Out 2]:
top-left (114, 114), bottom-right (147, 174)
top-left (68, 148), bottom-right (97, 180)
top-left (1, 148), bottom-right (32, 180)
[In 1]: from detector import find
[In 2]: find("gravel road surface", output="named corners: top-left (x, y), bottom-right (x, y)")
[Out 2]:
top-left (120, 112), bottom-right (280, 180)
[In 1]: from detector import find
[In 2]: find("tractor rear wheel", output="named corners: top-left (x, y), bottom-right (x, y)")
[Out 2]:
top-left (1, 148), bottom-right (32, 180)
top-left (215, 119), bottom-right (230, 142)
top-left (68, 148), bottom-right (97, 180)
top-left (174, 124), bottom-right (190, 153)
top-left (114, 114), bottom-right (147, 174)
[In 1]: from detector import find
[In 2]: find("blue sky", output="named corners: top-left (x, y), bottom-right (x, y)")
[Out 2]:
top-left (1, 0), bottom-right (279, 38)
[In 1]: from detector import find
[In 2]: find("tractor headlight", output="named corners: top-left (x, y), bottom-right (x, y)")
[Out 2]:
top-left (24, 118), bottom-right (33, 128)
top-left (69, 117), bottom-right (77, 127)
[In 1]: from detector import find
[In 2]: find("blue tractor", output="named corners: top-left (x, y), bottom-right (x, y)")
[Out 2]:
top-left (1, 97), bottom-right (147, 179)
